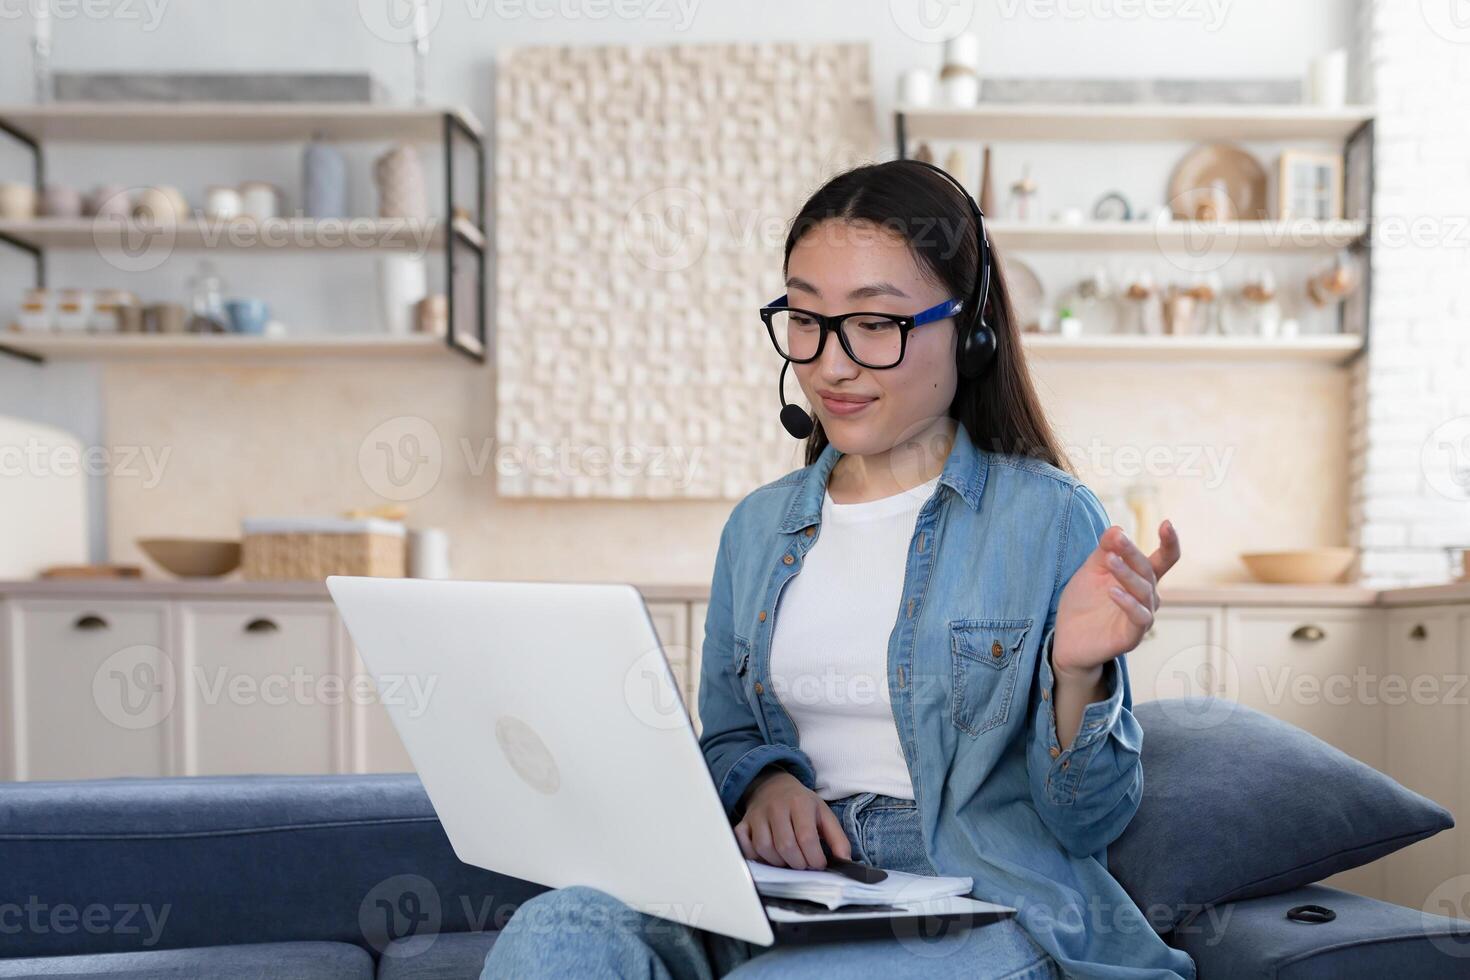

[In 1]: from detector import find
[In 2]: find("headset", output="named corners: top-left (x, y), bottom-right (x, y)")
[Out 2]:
top-left (776, 158), bottom-right (998, 440)
top-left (912, 157), bottom-right (998, 381)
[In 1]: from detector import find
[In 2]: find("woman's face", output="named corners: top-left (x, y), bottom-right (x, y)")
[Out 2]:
top-left (785, 219), bottom-right (960, 457)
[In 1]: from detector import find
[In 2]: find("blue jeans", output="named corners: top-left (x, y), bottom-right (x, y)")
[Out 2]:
top-left (481, 792), bottom-right (1061, 979)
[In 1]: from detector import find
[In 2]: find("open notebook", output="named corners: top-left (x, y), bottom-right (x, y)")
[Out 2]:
top-left (747, 860), bottom-right (975, 911)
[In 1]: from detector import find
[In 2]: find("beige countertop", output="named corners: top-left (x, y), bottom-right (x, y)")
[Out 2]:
top-left (0, 578), bottom-right (711, 603)
top-left (2, 579), bottom-right (1468, 607)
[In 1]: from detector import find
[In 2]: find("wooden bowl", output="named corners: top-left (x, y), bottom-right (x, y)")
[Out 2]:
top-left (1240, 548), bottom-right (1356, 585)
top-left (137, 538), bottom-right (242, 578)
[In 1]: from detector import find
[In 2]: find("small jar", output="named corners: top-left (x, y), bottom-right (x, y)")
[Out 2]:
top-left (54, 289), bottom-right (93, 332)
top-left (17, 287), bottom-right (52, 332)
top-left (1125, 483), bottom-right (1162, 555)
top-left (239, 181), bottom-right (282, 222)
top-left (415, 293), bottom-right (448, 337)
top-left (135, 185), bottom-right (188, 225)
top-left (939, 65), bottom-right (979, 107)
top-left (897, 68), bottom-right (935, 107)
top-left (0, 181), bottom-right (37, 221)
top-left (92, 289), bottom-right (137, 332)
top-left (40, 184), bottom-right (83, 219)
top-left (204, 185), bottom-right (244, 221)
top-left (88, 184), bottom-right (132, 219)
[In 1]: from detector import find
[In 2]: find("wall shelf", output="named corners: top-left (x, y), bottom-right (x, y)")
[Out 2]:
top-left (0, 103), bottom-right (488, 366)
top-left (1020, 332), bottom-right (1364, 364)
top-left (0, 103), bottom-right (483, 143)
top-left (989, 218), bottom-right (1367, 253)
top-left (896, 103), bottom-right (1375, 145)
top-left (0, 216), bottom-right (485, 252)
top-left (895, 101), bottom-right (1378, 364)
top-left (0, 332), bottom-right (473, 364)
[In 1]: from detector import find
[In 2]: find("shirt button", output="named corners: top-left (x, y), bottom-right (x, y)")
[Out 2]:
top-left (1061, 759), bottom-right (1070, 769)
top-left (1049, 746), bottom-right (1060, 758)
top-left (754, 680), bottom-right (764, 694)
top-left (1041, 687), bottom-right (1050, 700)
top-left (804, 527), bottom-right (815, 537)
top-left (991, 640), bottom-right (1003, 658)
top-left (758, 610), bottom-right (767, 622)
top-left (783, 554), bottom-right (794, 565)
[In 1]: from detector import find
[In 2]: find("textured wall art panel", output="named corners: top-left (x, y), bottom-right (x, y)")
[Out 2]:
top-left (495, 42), bottom-right (876, 498)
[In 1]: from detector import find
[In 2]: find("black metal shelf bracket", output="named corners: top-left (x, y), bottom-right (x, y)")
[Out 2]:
top-left (0, 115), bottom-right (45, 364)
top-left (444, 110), bottom-right (488, 365)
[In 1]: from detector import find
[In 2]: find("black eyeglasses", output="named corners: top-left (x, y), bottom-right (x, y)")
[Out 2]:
top-left (759, 294), bottom-right (964, 370)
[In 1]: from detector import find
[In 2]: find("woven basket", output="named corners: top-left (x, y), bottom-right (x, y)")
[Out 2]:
top-left (241, 518), bottom-right (406, 581)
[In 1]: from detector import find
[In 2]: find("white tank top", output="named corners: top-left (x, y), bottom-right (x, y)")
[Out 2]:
top-left (767, 474), bottom-right (940, 801)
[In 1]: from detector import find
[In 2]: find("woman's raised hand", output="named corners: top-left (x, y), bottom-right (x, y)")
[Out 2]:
top-left (734, 768), bottom-right (852, 869)
top-left (1052, 520), bottom-right (1181, 676)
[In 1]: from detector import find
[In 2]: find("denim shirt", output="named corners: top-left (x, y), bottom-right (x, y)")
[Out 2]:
top-left (697, 420), bottom-right (1197, 979)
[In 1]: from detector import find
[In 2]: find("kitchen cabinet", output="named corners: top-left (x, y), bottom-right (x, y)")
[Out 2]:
top-left (0, 587), bottom-right (708, 783)
top-left (646, 600), bottom-right (691, 703)
top-left (688, 601), bottom-right (707, 735)
top-left (340, 622), bottom-right (416, 774)
top-left (1379, 607), bottom-right (1464, 910)
top-left (1, 598), bottom-right (173, 780)
top-left (1225, 607), bottom-right (1386, 769)
top-left (1124, 606), bottom-right (1222, 704)
top-left (178, 602), bottom-right (343, 776)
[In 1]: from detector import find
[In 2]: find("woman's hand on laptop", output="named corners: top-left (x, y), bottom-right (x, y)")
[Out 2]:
top-left (734, 768), bottom-right (851, 869)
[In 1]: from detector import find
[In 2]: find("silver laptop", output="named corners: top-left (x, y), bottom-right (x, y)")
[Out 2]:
top-left (326, 576), bottom-right (1014, 946)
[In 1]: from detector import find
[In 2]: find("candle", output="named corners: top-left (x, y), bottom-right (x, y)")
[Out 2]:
top-left (33, 0), bottom-right (52, 104)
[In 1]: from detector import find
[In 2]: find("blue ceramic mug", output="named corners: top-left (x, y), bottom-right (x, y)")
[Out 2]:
top-left (225, 298), bottom-right (270, 335)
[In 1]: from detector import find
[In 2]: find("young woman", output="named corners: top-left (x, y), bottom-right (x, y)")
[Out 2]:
top-left (483, 160), bottom-right (1195, 979)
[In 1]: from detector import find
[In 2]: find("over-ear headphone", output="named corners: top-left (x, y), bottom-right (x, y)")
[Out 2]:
top-left (902, 158), bottom-right (997, 380)
top-left (774, 159), bottom-right (998, 440)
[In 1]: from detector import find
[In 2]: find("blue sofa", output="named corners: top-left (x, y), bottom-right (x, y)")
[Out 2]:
top-left (2, 772), bottom-right (1467, 978)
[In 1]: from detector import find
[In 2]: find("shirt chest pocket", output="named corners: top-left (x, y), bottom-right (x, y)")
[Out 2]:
top-left (950, 618), bottom-right (1031, 737)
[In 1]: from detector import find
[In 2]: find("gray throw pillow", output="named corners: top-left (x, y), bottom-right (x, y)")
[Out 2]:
top-left (1108, 697), bottom-right (1454, 932)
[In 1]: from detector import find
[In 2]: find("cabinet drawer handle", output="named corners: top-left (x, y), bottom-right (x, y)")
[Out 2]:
top-left (1409, 623), bottom-right (1428, 640)
top-left (1290, 625), bottom-right (1326, 643)
top-left (73, 613), bottom-right (109, 631)
top-left (244, 618), bottom-right (280, 634)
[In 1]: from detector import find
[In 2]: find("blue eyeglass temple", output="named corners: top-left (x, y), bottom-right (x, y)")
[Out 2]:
top-left (764, 295), bottom-right (964, 325)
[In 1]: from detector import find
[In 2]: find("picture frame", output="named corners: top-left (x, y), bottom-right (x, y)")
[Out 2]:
top-left (1275, 150), bottom-right (1343, 221)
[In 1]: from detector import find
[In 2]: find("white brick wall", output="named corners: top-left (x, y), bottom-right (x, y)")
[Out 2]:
top-left (1349, 0), bottom-right (1470, 587)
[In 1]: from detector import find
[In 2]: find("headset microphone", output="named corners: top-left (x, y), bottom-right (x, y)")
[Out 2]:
top-left (777, 361), bottom-right (815, 439)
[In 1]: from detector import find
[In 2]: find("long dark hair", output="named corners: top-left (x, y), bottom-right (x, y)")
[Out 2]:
top-left (783, 159), bottom-right (1070, 474)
